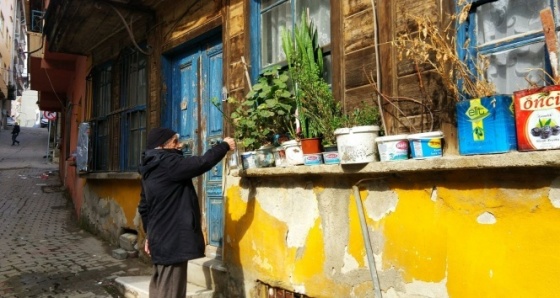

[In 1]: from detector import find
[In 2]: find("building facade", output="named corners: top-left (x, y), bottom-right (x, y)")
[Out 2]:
top-left (1, 0), bottom-right (27, 128)
top-left (30, 0), bottom-right (560, 297)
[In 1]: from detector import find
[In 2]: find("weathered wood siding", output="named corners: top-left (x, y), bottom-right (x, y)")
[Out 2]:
top-left (339, 0), bottom-right (454, 138)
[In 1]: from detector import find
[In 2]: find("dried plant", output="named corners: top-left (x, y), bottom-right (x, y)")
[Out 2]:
top-left (394, 12), bottom-right (495, 101)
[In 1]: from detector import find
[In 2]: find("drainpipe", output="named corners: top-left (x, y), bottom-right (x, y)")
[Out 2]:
top-left (352, 178), bottom-right (384, 298)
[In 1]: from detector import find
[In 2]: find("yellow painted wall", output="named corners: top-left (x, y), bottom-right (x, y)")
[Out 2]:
top-left (87, 179), bottom-right (142, 228)
top-left (224, 171), bottom-right (560, 298)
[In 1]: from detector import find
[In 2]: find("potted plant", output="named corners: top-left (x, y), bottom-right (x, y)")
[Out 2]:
top-left (394, 13), bottom-right (515, 158)
top-left (334, 101), bottom-right (382, 164)
top-left (281, 14), bottom-right (343, 164)
top-left (214, 66), bottom-right (296, 168)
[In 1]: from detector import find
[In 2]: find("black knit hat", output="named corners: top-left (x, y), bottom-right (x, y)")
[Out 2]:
top-left (146, 127), bottom-right (177, 149)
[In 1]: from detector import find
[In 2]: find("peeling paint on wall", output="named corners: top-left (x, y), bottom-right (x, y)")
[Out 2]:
top-left (255, 179), bottom-right (320, 248)
top-left (342, 246), bottom-right (360, 274)
top-left (549, 177), bottom-right (560, 208)
top-left (477, 211), bottom-right (497, 224)
top-left (362, 180), bottom-right (398, 221)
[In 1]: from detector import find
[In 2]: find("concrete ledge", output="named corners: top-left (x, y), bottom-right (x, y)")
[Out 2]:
top-left (237, 150), bottom-right (560, 177)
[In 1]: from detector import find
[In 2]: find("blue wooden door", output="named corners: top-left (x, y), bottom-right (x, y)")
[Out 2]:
top-left (202, 41), bottom-right (224, 247)
top-left (168, 35), bottom-right (224, 248)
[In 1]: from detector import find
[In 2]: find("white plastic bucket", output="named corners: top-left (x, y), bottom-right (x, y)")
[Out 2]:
top-left (334, 125), bottom-right (380, 164)
top-left (282, 140), bottom-right (304, 165)
top-left (407, 131), bottom-right (444, 159)
top-left (376, 134), bottom-right (409, 161)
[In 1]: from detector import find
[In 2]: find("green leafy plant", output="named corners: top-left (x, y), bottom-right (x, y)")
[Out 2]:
top-left (344, 101), bottom-right (381, 127)
top-left (281, 13), bottom-right (343, 145)
top-left (213, 66), bottom-right (296, 151)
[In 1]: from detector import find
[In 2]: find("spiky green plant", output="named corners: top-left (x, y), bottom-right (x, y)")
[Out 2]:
top-left (281, 13), bottom-right (342, 145)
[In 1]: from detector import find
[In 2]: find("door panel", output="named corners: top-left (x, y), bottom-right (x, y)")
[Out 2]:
top-left (202, 42), bottom-right (224, 247)
top-left (168, 34), bottom-right (224, 248)
top-left (178, 54), bottom-right (199, 157)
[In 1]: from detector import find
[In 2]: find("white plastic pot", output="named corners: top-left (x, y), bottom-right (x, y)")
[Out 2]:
top-left (334, 125), bottom-right (380, 164)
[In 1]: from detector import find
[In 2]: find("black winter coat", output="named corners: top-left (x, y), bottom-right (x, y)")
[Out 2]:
top-left (138, 142), bottom-right (229, 265)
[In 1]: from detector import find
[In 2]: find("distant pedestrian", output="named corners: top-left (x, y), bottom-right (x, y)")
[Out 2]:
top-left (138, 127), bottom-right (236, 298)
top-left (11, 122), bottom-right (20, 146)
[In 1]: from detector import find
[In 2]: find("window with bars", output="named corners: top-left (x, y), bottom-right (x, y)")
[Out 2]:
top-left (251, 0), bottom-right (331, 82)
top-left (90, 48), bottom-right (148, 173)
top-left (119, 48), bottom-right (147, 171)
top-left (91, 63), bottom-right (112, 171)
top-left (458, 0), bottom-right (559, 95)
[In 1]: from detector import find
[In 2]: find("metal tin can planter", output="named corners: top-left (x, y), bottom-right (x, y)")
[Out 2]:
top-left (272, 147), bottom-right (288, 167)
top-left (241, 151), bottom-right (257, 169)
top-left (456, 95), bottom-right (517, 155)
top-left (514, 85), bottom-right (560, 151)
top-left (255, 146), bottom-right (275, 168)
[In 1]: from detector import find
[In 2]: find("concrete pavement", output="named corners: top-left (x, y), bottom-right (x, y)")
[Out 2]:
top-left (0, 126), bottom-right (152, 297)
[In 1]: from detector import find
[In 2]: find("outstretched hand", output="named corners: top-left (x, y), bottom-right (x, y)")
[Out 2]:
top-left (223, 137), bottom-right (236, 151)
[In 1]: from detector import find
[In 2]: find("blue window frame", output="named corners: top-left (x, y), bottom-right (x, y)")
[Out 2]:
top-left (119, 48), bottom-right (147, 171)
top-left (90, 48), bottom-right (147, 173)
top-left (91, 63), bottom-right (112, 171)
top-left (457, 0), bottom-right (560, 96)
top-left (250, 0), bottom-right (331, 82)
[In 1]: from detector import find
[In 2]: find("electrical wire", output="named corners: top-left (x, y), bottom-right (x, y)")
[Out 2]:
top-left (43, 68), bottom-right (65, 108)
top-left (109, 4), bottom-right (152, 55)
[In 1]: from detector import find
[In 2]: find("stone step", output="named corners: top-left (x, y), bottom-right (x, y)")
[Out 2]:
top-left (187, 257), bottom-right (227, 292)
top-left (115, 276), bottom-right (214, 298)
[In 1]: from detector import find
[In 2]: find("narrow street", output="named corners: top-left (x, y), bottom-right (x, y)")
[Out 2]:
top-left (0, 126), bottom-right (152, 298)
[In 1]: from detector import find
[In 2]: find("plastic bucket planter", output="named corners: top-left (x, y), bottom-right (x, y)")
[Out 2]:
top-left (255, 146), bottom-right (275, 168)
top-left (334, 125), bottom-right (380, 164)
top-left (241, 151), bottom-right (257, 169)
top-left (407, 131), bottom-right (444, 159)
top-left (272, 147), bottom-right (288, 167)
top-left (282, 140), bottom-right (304, 165)
top-left (322, 151), bottom-right (340, 164)
top-left (303, 153), bottom-right (323, 166)
top-left (376, 134), bottom-right (409, 161)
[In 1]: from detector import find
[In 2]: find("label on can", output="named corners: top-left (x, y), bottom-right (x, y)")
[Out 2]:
top-left (514, 86), bottom-right (560, 151)
top-left (304, 154), bottom-right (323, 166)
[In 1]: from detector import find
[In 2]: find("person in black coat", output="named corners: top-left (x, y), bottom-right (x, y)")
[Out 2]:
top-left (138, 127), bottom-right (235, 298)
top-left (11, 122), bottom-right (20, 146)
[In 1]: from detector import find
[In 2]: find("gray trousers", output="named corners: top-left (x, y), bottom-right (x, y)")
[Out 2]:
top-left (149, 261), bottom-right (188, 298)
